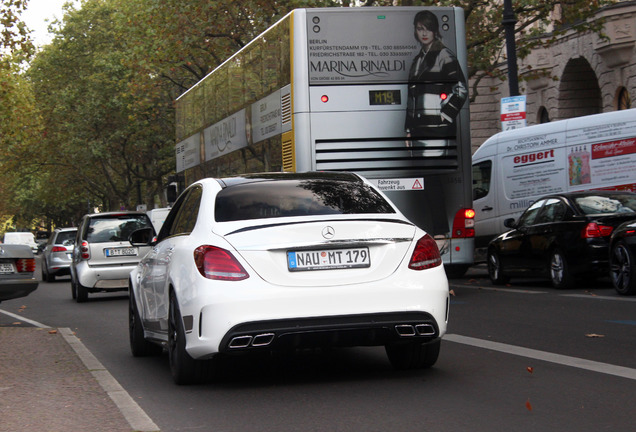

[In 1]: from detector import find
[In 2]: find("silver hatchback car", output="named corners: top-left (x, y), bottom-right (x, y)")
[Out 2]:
top-left (71, 211), bottom-right (154, 302)
top-left (41, 227), bottom-right (77, 282)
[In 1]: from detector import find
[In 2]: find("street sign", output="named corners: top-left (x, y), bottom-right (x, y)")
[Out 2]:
top-left (501, 95), bottom-right (527, 131)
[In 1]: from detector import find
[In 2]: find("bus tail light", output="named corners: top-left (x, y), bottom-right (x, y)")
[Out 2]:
top-left (321, 95), bottom-right (329, 103)
top-left (194, 245), bottom-right (249, 281)
top-left (80, 241), bottom-right (90, 260)
top-left (581, 222), bottom-right (613, 238)
top-left (452, 208), bottom-right (475, 238)
top-left (408, 234), bottom-right (442, 270)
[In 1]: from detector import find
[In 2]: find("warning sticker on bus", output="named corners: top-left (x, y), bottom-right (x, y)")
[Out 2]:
top-left (368, 178), bottom-right (424, 192)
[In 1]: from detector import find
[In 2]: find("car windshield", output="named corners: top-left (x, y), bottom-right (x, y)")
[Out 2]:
top-left (574, 194), bottom-right (636, 215)
top-left (86, 215), bottom-right (153, 243)
top-left (215, 178), bottom-right (396, 222)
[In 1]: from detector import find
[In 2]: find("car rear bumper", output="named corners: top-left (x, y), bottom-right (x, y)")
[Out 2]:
top-left (75, 262), bottom-right (136, 290)
top-left (180, 265), bottom-right (450, 359)
top-left (0, 279), bottom-right (39, 302)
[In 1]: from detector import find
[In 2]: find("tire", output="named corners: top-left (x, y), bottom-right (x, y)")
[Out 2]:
top-left (129, 288), bottom-right (163, 357)
top-left (76, 280), bottom-right (89, 303)
top-left (609, 241), bottom-right (636, 295)
top-left (487, 249), bottom-right (509, 285)
top-left (549, 249), bottom-right (573, 289)
top-left (71, 276), bottom-right (77, 300)
top-left (168, 291), bottom-right (205, 385)
top-left (42, 262), bottom-right (55, 282)
top-left (385, 339), bottom-right (441, 370)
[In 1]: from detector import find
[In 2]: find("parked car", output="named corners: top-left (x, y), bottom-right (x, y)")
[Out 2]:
top-left (0, 244), bottom-right (38, 303)
top-left (71, 211), bottom-right (154, 302)
top-left (608, 219), bottom-right (636, 295)
top-left (128, 172), bottom-right (449, 384)
top-left (3, 232), bottom-right (39, 254)
top-left (41, 227), bottom-right (77, 282)
top-left (487, 191), bottom-right (636, 289)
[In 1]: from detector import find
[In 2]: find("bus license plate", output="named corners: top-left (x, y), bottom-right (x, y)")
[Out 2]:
top-left (105, 248), bottom-right (137, 257)
top-left (0, 263), bottom-right (15, 274)
top-left (287, 247), bottom-right (370, 272)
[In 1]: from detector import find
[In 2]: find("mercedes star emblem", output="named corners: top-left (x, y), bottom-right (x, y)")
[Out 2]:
top-left (322, 226), bottom-right (335, 239)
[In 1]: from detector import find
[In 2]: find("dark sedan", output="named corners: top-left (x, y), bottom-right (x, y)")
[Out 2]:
top-left (487, 191), bottom-right (636, 289)
top-left (0, 244), bottom-right (39, 303)
top-left (608, 219), bottom-right (636, 295)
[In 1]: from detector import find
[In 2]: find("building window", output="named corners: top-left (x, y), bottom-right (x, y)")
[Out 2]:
top-left (617, 87), bottom-right (631, 110)
top-left (539, 107), bottom-right (550, 123)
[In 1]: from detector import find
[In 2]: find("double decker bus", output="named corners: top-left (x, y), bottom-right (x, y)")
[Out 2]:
top-left (175, 7), bottom-right (474, 276)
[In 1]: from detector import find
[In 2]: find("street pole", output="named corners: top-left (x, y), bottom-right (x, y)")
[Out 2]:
top-left (503, 0), bottom-right (519, 96)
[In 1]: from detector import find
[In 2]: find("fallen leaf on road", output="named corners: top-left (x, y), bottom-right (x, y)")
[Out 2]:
top-left (48, 330), bottom-right (58, 335)
top-left (585, 333), bottom-right (605, 338)
top-left (526, 400), bottom-right (533, 411)
top-left (526, 366), bottom-right (534, 374)
top-left (449, 289), bottom-right (456, 296)
top-left (12, 322), bottom-right (21, 326)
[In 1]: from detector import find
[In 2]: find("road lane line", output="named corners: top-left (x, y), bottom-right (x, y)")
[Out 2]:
top-left (445, 333), bottom-right (636, 381)
top-left (0, 308), bottom-right (50, 328)
top-left (450, 284), bottom-right (548, 294)
top-left (58, 328), bottom-right (160, 432)
top-left (561, 294), bottom-right (636, 302)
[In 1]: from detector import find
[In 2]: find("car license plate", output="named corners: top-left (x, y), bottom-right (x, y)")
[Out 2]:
top-left (0, 263), bottom-right (15, 274)
top-left (287, 247), bottom-right (370, 271)
top-left (105, 248), bottom-right (137, 257)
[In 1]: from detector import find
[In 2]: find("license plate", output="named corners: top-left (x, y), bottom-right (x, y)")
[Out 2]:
top-left (287, 247), bottom-right (370, 272)
top-left (105, 248), bottom-right (137, 257)
top-left (0, 263), bottom-right (15, 274)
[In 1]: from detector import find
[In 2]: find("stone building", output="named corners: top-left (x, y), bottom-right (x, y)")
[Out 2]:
top-left (469, 1), bottom-right (636, 153)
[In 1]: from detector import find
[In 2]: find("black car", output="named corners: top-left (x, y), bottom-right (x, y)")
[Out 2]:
top-left (487, 191), bottom-right (636, 288)
top-left (608, 219), bottom-right (636, 295)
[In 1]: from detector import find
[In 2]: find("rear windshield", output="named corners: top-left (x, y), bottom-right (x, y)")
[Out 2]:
top-left (215, 179), bottom-right (395, 222)
top-left (574, 194), bottom-right (636, 215)
top-left (55, 230), bottom-right (77, 246)
top-left (85, 215), bottom-right (153, 243)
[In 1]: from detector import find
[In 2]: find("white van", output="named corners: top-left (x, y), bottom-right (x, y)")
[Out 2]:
top-left (147, 207), bottom-right (171, 233)
top-left (3, 232), bottom-right (39, 253)
top-left (472, 108), bottom-right (636, 261)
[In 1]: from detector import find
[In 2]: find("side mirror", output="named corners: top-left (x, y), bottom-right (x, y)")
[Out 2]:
top-left (503, 218), bottom-right (516, 229)
top-left (129, 227), bottom-right (156, 246)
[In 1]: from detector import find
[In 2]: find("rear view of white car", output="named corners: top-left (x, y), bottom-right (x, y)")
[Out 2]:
top-left (129, 172), bottom-right (450, 384)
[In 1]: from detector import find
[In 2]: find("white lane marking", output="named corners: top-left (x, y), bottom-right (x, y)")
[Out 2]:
top-left (450, 284), bottom-right (548, 294)
top-left (445, 333), bottom-right (636, 381)
top-left (0, 308), bottom-right (50, 328)
top-left (58, 328), bottom-right (160, 432)
top-left (561, 294), bottom-right (636, 302)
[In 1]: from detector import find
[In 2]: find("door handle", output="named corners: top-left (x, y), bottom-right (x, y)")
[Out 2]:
top-left (481, 206), bottom-right (493, 211)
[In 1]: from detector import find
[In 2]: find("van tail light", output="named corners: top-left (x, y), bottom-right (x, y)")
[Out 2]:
top-left (80, 241), bottom-right (90, 260)
top-left (194, 245), bottom-right (249, 281)
top-left (408, 234), bottom-right (442, 270)
top-left (16, 258), bottom-right (36, 273)
top-left (581, 222), bottom-right (613, 238)
top-left (51, 246), bottom-right (67, 253)
top-left (452, 208), bottom-right (475, 238)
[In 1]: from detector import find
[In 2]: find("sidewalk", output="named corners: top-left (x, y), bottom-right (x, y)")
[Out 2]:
top-left (0, 327), bottom-right (159, 432)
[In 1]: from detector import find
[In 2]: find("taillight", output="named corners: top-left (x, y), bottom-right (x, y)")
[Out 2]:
top-left (452, 208), bottom-right (475, 238)
top-left (51, 246), bottom-right (67, 253)
top-left (581, 222), bottom-right (613, 238)
top-left (16, 258), bottom-right (36, 273)
top-left (408, 234), bottom-right (442, 270)
top-left (80, 241), bottom-right (90, 260)
top-left (194, 245), bottom-right (249, 281)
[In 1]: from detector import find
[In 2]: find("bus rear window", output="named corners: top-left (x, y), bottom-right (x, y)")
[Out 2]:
top-left (215, 179), bottom-right (395, 222)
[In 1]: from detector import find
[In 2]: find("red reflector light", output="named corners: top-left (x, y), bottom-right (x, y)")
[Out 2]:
top-left (440, 93), bottom-right (448, 100)
top-left (321, 95), bottom-right (329, 103)
top-left (51, 246), bottom-right (67, 253)
top-left (409, 234), bottom-right (442, 270)
top-left (16, 258), bottom-right (36, 273)
top-left (452, 208), bottom-right (475, 238)
top-left (194, 245), bottom-right (249, 281)
top-left (581, 223), bottom-right (613, 238)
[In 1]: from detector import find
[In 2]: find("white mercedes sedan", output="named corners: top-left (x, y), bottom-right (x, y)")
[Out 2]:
top-left (129, 172), bottom-right (449, 384)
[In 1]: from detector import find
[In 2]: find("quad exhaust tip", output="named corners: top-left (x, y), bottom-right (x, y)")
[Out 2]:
top-left (229, 333), bottom-right (275, 349)
top-left (395, 324), bottom-right (435, 337)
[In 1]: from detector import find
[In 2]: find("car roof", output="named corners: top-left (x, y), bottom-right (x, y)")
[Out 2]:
top-left (84, 211), bottom-right (148, 218)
